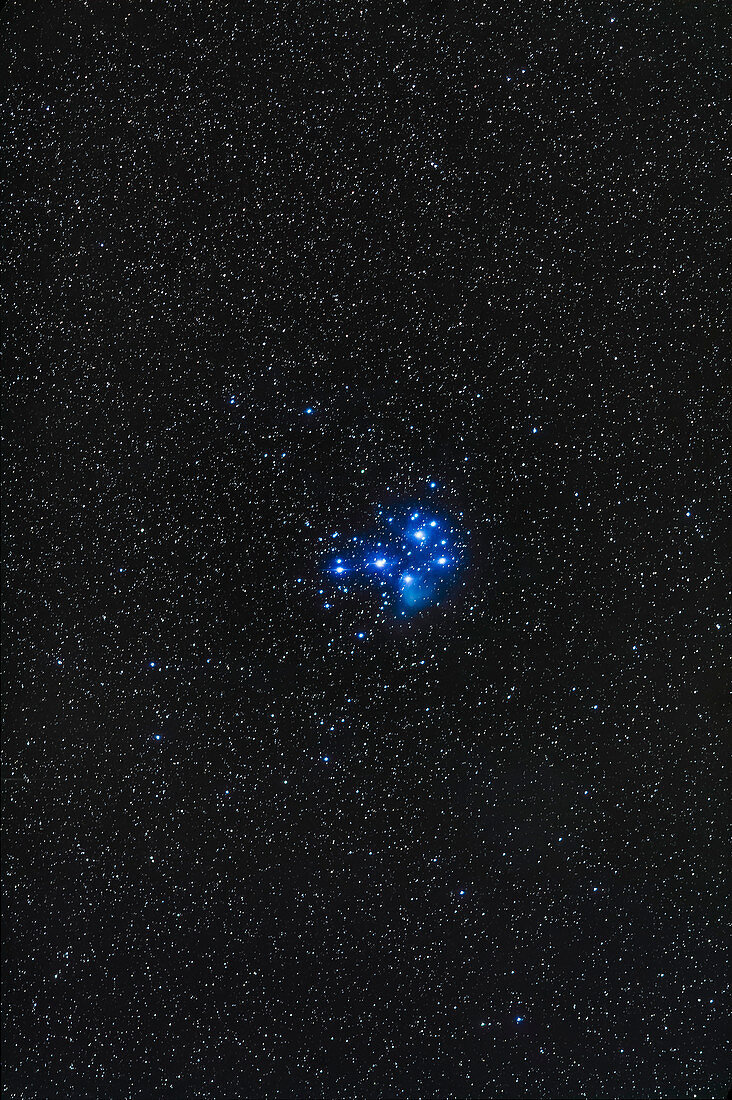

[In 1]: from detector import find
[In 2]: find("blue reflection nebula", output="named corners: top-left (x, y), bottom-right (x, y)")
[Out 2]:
top-left (323, 504), bottom-right (466, 614)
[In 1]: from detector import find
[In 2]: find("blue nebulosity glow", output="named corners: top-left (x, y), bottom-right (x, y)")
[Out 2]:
top-left (323, 503), bottom-right (467, 615)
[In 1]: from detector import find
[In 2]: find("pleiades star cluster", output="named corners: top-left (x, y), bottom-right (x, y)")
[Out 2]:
top-left (322, 497), bottom-right (468, 616)
top-left (2, 2), bottom-right (729, 1099)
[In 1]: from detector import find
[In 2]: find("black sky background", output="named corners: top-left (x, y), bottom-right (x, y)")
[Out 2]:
top-left (2, 2), bottom-right (729, 1098)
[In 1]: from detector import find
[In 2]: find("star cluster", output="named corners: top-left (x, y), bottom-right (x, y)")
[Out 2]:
top-left (325, 503), bottom-right (467, 615)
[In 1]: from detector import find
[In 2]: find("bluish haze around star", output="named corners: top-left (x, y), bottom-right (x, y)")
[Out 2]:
top-left (323, 504), bottom-right (467, 615)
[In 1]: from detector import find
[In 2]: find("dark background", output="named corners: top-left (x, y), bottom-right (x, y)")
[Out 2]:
top-left (2, 1), bottom-right (729, 1097)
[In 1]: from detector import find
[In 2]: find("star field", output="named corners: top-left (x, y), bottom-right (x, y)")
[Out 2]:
top-left (2, 2), bottom-right (729, 1099)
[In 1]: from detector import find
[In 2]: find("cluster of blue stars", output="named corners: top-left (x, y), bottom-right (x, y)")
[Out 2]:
top-left (323, 503), bottom-right (466, 615)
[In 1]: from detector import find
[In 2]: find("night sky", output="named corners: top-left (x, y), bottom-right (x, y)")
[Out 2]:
top-left (2, 2), bottom-right (729, 1098)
